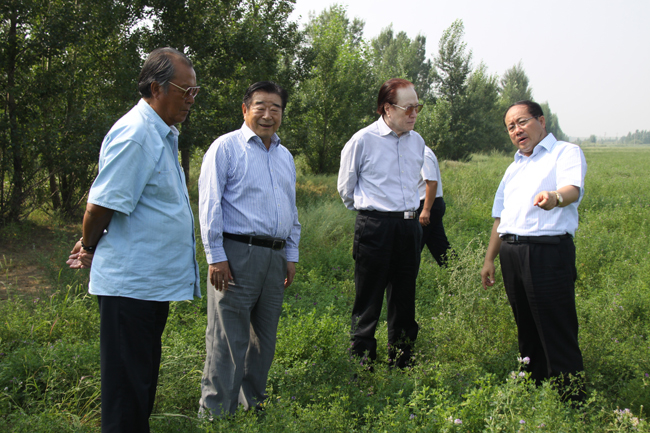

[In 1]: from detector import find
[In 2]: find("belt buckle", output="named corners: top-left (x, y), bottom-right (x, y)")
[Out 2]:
top-left (403, 211), bottom-right (415, 219)
top-left (271, 239), bottom-right (284, 250)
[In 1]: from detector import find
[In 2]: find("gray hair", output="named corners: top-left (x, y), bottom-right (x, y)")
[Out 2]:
top-left (138, 47), bottom-right (193, 98)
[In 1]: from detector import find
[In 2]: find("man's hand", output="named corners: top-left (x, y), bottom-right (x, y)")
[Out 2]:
top-left (67, 239), bottom-right (94, 269)
top-left (533, 191), bottom-right (557, 210)
top-left (285, 262), bottom-right (296, 289)
top-left (209, 261), bottom-right (233, 291)
top-left (419, 209), bottom-right (430, 226)
top-left (480, 261), bottom-right (496, 290)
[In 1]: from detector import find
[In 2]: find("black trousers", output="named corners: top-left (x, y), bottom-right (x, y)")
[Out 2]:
top-left (418, 198), bottom-right (452, 267)
top-left (499, 237), bottom-right (584, 386)
top-left (98, 296), bottom-right (169, 433)
top-left (351, 212), bottom-right (422, 367)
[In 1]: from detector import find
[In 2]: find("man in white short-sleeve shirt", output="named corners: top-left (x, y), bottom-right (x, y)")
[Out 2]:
top-left (480, 100), bottom-right (587, 401)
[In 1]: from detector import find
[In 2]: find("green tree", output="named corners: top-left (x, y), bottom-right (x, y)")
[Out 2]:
top-left (0, 0), bottom-right (141, 222)
top-left (141, 0), bottom-right (299, 181)
top-left (421, 19), bottom-right (474, 161)
top-left (540, 102), bottom-right (568, 142)
top-left (370, 25), bottom-right (434, 102)
top-left (284, 5), bottom-right (375, 174)
top-left (499, 61), bottom-right (533, 107)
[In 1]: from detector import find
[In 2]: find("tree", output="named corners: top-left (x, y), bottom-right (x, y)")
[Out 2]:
top-left (539, 102), bottom-right (567, 141)
top-left (421, 19), bottom-right (474, 161)
top-left (284, 5), bottom-right (375, 174)
top-left (370, 26), bottom-right (434, 102)
top-left (499, 61), bottom-right (533, 107)
top-left (0, 0), bottom-right (141, 223)
top-left (141, 0), bottom-right (300, 182)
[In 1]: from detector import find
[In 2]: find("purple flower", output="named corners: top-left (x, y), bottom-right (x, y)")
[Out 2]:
top-left (409, 414), bottom-right (415, 419)
top-left (520, 420), bottom-right (525, 424)
top-left (454, 419), bottom-right (462, 424)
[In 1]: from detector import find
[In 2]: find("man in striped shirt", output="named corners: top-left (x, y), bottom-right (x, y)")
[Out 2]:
top-left (480, 100), bottom-right (587, 400)
top-left (198, 81), bottom-right (301, 417)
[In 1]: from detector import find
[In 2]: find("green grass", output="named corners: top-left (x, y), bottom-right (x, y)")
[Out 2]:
top-left (2, 147), bottom-right (650, 431)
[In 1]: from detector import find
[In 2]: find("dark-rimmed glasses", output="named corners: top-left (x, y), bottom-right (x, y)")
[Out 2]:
top-left (169, 81), bottom-right (201, 99)
top-left (391, 103), bottom-right (423, 115)
top-left (507, 116), bottom-right (537, 133)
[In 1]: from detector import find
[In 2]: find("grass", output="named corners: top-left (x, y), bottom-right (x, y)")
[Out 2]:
top-left (1, 147), bottom-right (650, 431)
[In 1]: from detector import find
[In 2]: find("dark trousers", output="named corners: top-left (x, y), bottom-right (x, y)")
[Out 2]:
top-left (351, 213), bottom-right (422, 367)
top-left (418, 198), bottom-right (452, 267)
top-left (499, 237), bottom-right (584, 387)
top-left (98, 296), bottom-right (169, 433)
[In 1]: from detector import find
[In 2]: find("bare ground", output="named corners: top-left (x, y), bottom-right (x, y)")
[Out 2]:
top-left (0, 223), bottom-right (79, 301)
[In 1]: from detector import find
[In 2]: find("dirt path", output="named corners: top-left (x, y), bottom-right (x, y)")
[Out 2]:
top-left (0, 224), bottom-right (78, 301)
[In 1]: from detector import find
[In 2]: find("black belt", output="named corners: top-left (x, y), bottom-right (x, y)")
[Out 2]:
top-left (500, 234), bottom-right (572, 244)
top-left (223, 233), bottom-right (286, 250)
top-left (359, 210), bottom-right (418, 220)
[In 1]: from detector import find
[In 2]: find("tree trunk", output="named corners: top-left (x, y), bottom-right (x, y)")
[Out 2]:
top-left (7, 9), bottom-right (23, 223)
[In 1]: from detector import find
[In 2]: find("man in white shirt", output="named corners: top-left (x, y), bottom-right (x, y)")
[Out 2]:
top-left (480, 100), bottom-right (587, 400)
top-left (338, 78), bottom-right (425, 369)
top-left (418, 146), bottom-right (453, 267)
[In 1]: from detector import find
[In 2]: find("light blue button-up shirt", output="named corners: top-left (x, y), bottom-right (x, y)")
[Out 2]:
top-left (198, 123), bottom-right (301, 264)
top-left (492, 133), bottom-right (587, 237)
top-left (87, 99), bottom-right (201, 301)
top-left (338, 116), bottom-right (425, 212)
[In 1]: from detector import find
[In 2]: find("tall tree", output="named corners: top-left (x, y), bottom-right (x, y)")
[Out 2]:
top-left (370, 26), bottom-right (434, 102)
top-left (500, 61), bottom-right (533, 107)
top-left (540, 102), bottom-right (568, 141)
top-left (421, 19), bottom-right (474, 161)
top-left (0, 0), bottom-right (141, 222)
top-left (284, 5), bottom-right (375, 174)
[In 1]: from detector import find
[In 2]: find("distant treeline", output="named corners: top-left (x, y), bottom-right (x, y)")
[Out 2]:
top-left (577, 130), bottom-right (650, 145)
top-left (1, 1), bottom-right (566, 224)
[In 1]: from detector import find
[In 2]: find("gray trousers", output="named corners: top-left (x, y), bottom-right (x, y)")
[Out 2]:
top-left (199, 238), bottom-right (287, 417)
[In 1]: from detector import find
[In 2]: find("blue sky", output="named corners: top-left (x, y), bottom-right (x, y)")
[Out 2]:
top-left (290, 0), bottom-right (650, 139)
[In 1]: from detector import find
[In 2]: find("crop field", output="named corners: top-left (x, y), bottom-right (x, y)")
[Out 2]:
top-left (1, 147), bottom-right (649, 432)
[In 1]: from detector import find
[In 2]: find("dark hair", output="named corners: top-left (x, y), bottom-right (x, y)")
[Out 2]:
top-left (503, 100), bottom-right (544, 126)
top-left (376, 78), bottom-right (416, 115)
top-left (243, 81), bottom-right (288, 111)
top-left (138, 47), bottom-right (193, 98)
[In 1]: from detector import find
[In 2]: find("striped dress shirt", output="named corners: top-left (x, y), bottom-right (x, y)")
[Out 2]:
top-left (199, 123), bottom-right (301, 264)
top-left (492, 133), bottom-right (587, 237)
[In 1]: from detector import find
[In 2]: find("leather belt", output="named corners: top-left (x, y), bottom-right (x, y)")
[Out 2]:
top-left (500, 234), bottom-right (572, 244)
top-left (359, 210), bottom-right (418, 220)
top-left (223, 233), bottom-right (286, 250)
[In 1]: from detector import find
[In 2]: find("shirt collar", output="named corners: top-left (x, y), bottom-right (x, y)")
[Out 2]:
top-left (377, 115), bottom-right (411, 138)
top-left (514, 132), bottom-right (557, 162)
top-left (240, 122), bottom-right (280, 149)
top-left (138, 99), bottom-right (176, 140)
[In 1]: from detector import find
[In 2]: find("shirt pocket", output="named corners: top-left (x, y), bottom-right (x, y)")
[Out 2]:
top-left (146, 169), bottom-right (181, 204)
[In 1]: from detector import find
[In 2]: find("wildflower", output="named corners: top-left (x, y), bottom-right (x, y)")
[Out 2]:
top-left (409, 414), bottom-right (415, 420)
top-left (538, 423), bottom-right (546, 428)
top-left (518, 356), bottom-right (530, 364)
top-left (520, 420), bottom-right (525, 424)
top-left (519, 372), bottom-right (526, 378)
top-left (454, 419), bottom-right (462, 424)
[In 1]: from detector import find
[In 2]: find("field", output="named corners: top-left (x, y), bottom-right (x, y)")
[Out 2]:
top-left (1, 147), bottom-right (649, 432)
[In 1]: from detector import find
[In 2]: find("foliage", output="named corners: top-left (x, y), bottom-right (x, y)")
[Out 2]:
top-left (370, 25), bottom-right (434, 103)
top-left (499, 61), bottom-right (533, 107)
top-left (283, 5), bottom-right (375, 174)
top-left (3, 148), bottom-right (650, 431)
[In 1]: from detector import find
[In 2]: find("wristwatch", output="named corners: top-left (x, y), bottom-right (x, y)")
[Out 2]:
top-left (553, 191), bottom-right (563, 207)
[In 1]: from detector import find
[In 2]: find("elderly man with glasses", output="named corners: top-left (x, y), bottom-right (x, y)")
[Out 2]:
top-left (481, 100), bottom-right (587, 401)
top-left (67, 47), bottom-right (201, 432)
top-left (337, 78), bottom-right (425, 369)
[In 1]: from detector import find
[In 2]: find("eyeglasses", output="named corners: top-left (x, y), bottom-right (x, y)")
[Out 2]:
top-left (507, 116), bottom-right (537, 133)
top-left (391, 103), bottom-right (423, 115)
top-left (168, 81), bottom-right (201, 99)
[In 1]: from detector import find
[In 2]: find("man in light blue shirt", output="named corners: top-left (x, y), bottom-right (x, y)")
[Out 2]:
top-left (198, 81), bottom-right (300, 417)
top-left (338, 78), bottom-right (425, 369)
top-left (67, 48), bottom-right (201, 433)
top-left (481, 100), bottom-right (587, 401)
